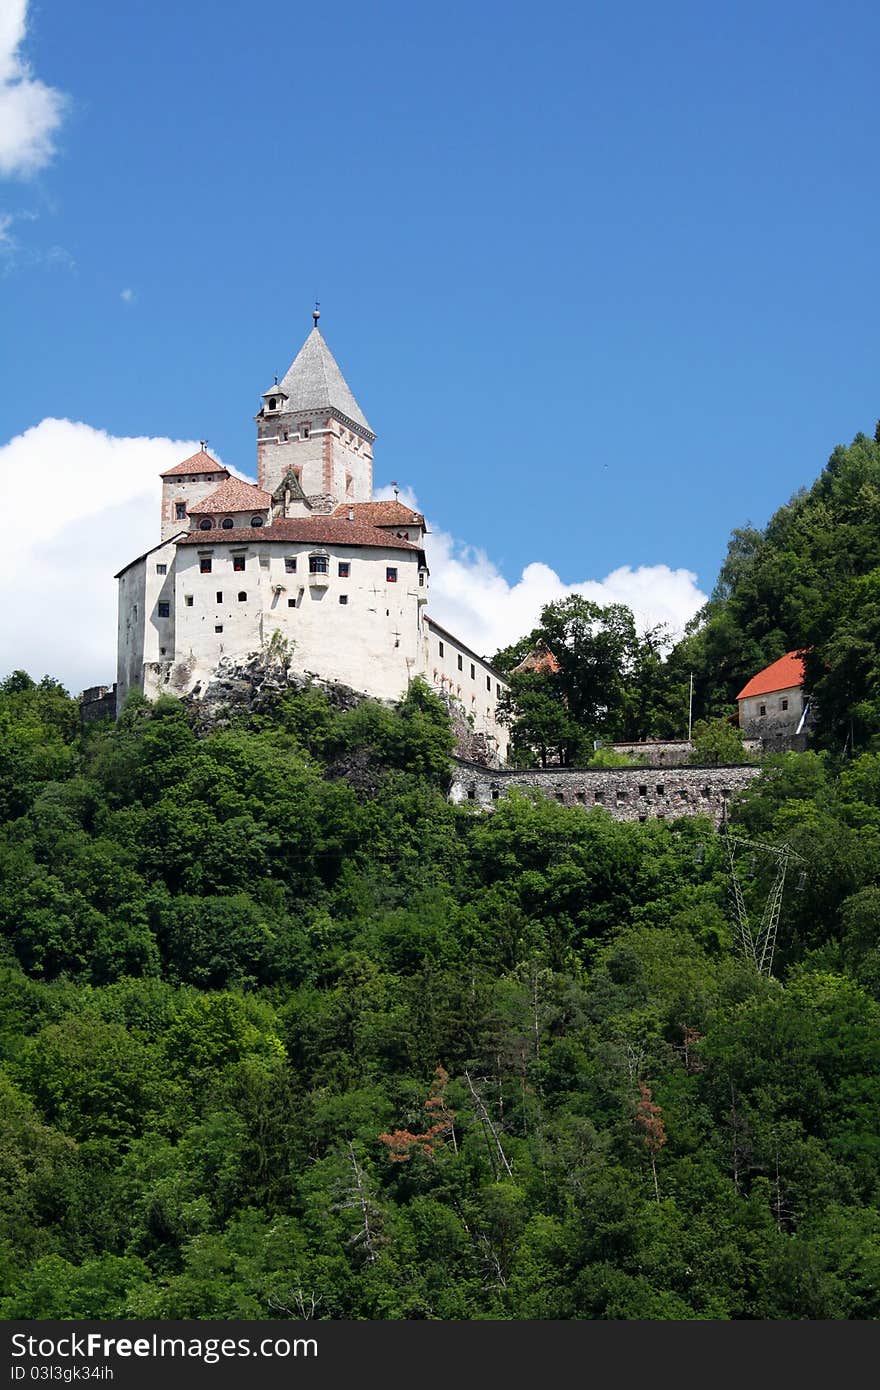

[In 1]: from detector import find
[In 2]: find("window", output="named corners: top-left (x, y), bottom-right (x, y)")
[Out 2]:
top-left (656, 783), bottom-right (665, 796)
top-left (184, 595), bottom-right (193, 607)
top-left (221, 517), bottom-right (234, 529)
top-left (338, 561), bottom-right (350, 578)
top-left (438, 640), bottom-right (444, 656)
top-left (285, 557), bottom-right (297, 573)
top-left (309, 553), bottom-right (329, 574)
top-left (157, 601), bottom-right (170, 617)
top-left (288, 598), bottom-right (297, 608)
top-left (486, 675), bottom-right (491, 691)
top-left (339, 594), bottom-right (348, 605)
top-left (156, 563), bottom-right (167, 575)
top-left (781, 698), bottom-right (789, 711)
top-left (301, 423), bottom-right (311, 438)
top-left (200, 558), bottom-right (212, 574)
top-left (419, 571), bottom-right (425, 587)
top-left (491, 789), bottom-right (500, 801)
top-left (216, 591), bottom-right (223, 603)
top-left (759, 703), bottom-right (766, 716)
top-left (233, 556), bottom-right (245, 572)
top-left (497, 682), bottom-right (502, 696)
top-left (386, 566), bottom-right (397, 583)
top-left (268, 397), bottom-right (277, 411)
top-left (457, 654), bottom-right (463, 671)
top-left (199, 518), bottom-right (213, 530)
top-left (250, 516), bottom-right (264, 528)
top-left (160, 647), bottom-right (166, 655)
top-left (237, 591), bottom-right (247, 602)
top-left (639, 784), bottom-right (648, 797)
top-left (594, 791), bottom-right (604, 803)
top-left (215, 625), bottom-right (223, 633)
top-left (175, 502), bottom-right (186, 519)
top-left (470, 663), bottom-right (475, 679)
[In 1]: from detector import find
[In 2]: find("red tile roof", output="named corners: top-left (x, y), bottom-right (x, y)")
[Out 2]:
top-left (512, 641), bottom-right (561, 676)
top-left (332, 500), bottom-right (425, 528)
top-left (177, 516), bottom-right (423, 552)
top-left (188, 477), bottom-right (273, 514)
top-left (160, 449), bottom-right (229, 479)
top-left (736, 651), bottom-right (807, 700)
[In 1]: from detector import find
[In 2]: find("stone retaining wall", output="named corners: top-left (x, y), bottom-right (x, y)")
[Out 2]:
top-left (449, 760), bottom-right (762, 825)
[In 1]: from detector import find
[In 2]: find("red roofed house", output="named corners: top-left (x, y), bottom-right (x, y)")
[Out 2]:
top-left (736, 651), bottom-right (811, 746)
top-left (115, 313), bottom-right (509, 760)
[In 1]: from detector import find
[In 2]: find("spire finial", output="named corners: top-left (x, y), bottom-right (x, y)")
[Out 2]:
top-left (391, 479), bottom-right (400, 501)
top-left (199, 439), bottom-right (208, 452)
top-left (313, 300), bottom-right (320, 327)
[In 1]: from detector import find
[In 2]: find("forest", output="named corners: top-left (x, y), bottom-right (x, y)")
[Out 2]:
top-left (0, 424), bottom-right (879, 1320)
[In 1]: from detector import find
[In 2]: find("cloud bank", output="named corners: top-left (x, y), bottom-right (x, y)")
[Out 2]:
top-left (0, 420), bottom-right (707, 695)
top-left (0, 1), bottom-right (67, 177)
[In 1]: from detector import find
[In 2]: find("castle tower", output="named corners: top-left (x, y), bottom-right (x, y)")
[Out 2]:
top-left (256, 311), bottom-right (375, 515)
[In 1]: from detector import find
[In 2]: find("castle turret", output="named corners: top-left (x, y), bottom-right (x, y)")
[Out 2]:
top-left (256, 312), bottom-right (375, 514)
top-left (159, 448), bottom-right (229, 539)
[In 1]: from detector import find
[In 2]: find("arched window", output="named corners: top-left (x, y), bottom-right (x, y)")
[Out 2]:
top-left (268, 397), bottom-right (277, 411)
top-left (250, 516), bottom-right (264, 528)
top-left (237, 591), bottom-right (247, 602)
top-left (198, 517), bottom-right (213, 530)
top-left (221, 517), bottom-right (234, 529)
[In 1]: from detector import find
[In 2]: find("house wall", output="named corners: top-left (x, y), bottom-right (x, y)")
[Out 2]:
top-left (738, 684), bottom-right (803, 740)
top-left (168, 541), bottom-right (424, 703)
top-left (424, 619), bottom-right (509, 761)
top-left (257, 411), bottom-right (373, 511)
top-left (161, 475), bottom-right (226, 540)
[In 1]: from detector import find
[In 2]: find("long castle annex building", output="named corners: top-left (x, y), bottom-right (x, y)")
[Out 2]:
top-left (115, 316), bottom-right (509, 759)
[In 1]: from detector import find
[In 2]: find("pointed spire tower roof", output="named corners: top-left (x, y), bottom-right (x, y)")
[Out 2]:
top-left (274, 322), bottom-right (374, 437)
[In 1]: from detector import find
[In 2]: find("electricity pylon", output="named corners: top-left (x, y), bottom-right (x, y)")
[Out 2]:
top-left (722, 834), bottom-right (806, 977)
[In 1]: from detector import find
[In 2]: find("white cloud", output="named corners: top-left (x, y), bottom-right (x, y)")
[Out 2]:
top-left (0, 0), bottom-right (67, 177)
top-left (120, 287), bottom-right (135, 304)
top-left (0, 421), bottom-right (706, 696)
top-left (0, 420), bottom-right (220, 692)
top-left (374, 485), bottom-right (707, 659)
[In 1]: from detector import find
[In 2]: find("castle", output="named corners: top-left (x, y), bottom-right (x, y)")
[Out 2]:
top-left (115, 314), bottom-right (509, 760)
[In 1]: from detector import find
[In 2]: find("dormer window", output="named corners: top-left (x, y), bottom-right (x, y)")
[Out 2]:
top-left (221, 517), bottom-right (234, 529)
top-left (268, 398), bottom-right (277, 411)
top-left (198, 518), bottom-right (213, 530)
top-left (250, 516), bottom-right (264, 528)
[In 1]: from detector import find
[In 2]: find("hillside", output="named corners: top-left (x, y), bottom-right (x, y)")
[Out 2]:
top-left (0, 667), bottom-right (878, 1319)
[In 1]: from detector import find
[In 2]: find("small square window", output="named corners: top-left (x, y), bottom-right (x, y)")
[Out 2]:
top-left (338, 561), bottom-right (350, 578)
top-left (781, 698), bottom-right (788, 711)
top-left (215, 624), bottom-right (223, 633)
top-left (233, 556), bottom-right (246, 572)
top-left (470, 663), bottom-right (476, 679)
top-left (200, 558), bottom-right (212, 574)
top-left (287, 597), bottom-right (297, 607)
top-left (386, 566), bottom-right (398, 583)
top-left (457, 654), bottom-right (463, 671)
top-left (639, 784), bottom-right (648, 797)
top-left (184, 595), bottom-right (194, 607)
top-left (160, 647), bottom-right (167, 655)
top-left (157, 601), bottom-right (170, 618)
top-left (339, 594), bottom-right (348, 605)
top-left (175, 502), bottom-right (186, 519)
top-left (656, 784), bottom-right (665, 796)
top-left (216, 591), bottom-right (223, 603)
top-left (156, 563), bottom-right (167, 575)
top-left (759, 704), bottom-right (766, 716)
top-left (237, 591), bottom-right (247, 602)
top-left (285, 557), bottom-right (297, 573)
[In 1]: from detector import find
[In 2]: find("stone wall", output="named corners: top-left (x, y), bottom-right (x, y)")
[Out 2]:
top-left (449, 760), bottom-right (762, 825)
top-left (80, 684), bottom-right (117, 723)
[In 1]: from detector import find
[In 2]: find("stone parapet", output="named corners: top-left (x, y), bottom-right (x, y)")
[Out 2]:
top-left (449, 760), bottom-right (762, 825)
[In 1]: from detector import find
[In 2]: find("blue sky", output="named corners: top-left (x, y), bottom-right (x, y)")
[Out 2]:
top-left (3, 0), bottom-right (880, 687)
